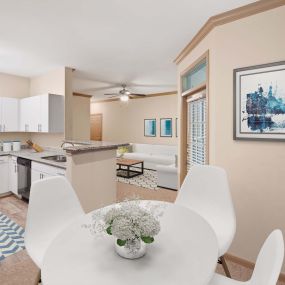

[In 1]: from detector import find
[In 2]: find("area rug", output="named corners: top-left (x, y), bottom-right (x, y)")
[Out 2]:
top-left (117, 169), bottom-right (158, 190)
top-left (0, 212), bottom-right (25, 261)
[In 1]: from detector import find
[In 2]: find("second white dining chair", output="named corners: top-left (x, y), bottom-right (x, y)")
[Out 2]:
top-left (25, 176), bottom-right (84, 271)
top-left (175, 165), bottom-right (236, 277)
top-left (209, 229), bottom-right (284, 285)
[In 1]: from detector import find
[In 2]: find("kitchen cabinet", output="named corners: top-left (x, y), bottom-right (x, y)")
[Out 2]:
top-left (31, 161), bottom-right (65, 184)
top-left (0, 156), bottom-right (9, 194)
top-left (20, 93), bottom-right (64, 133)
top-left (9, 156), bottom-right (18, 195)
top-left (0, 98), bottom-right (19, 132)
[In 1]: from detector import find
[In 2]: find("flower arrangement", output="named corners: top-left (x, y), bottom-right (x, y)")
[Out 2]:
top-left (85, 200), bottom-right (163, 259)
top-left (104, 202), bottom-right (160, 247)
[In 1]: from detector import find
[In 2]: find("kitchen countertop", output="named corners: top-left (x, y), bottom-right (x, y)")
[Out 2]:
top-left (62, 140), bottom-right (129, 154)
top-left (0, 148), bottom-right (67, 169)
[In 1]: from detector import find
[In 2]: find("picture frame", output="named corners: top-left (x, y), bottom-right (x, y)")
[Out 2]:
top-left (175, 118), bottom-right (178, 137)
top-left (160, 118), bottom-right (172, 137)
top-left (144, 119), bottom-right (156, 137)
top-left (234, 61), bottom-right (285, 141)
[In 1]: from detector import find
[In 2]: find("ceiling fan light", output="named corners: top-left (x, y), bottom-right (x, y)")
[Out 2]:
top-left (120, 94), bottom-right (129, 102)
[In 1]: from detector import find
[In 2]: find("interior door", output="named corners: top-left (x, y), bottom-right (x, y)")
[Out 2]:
top-left (90, 114), bottom-right (103, 141)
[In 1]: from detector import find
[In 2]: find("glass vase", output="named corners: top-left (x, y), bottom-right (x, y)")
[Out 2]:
top-left (115, 238), bottom-right (146, 259)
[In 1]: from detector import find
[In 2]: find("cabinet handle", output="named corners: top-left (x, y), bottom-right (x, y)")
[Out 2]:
top-left (39, 124), bottom-right (42, 132)
top-left (3, 125), bottom-right (5, 132)
top-left (14, 165), bottom-right (16, 173)
top-left (0, 124), bottom-right (2, 132)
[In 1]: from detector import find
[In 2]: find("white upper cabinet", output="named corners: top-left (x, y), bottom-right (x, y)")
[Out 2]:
top-left (20, 93), bottom-right (64, 133)
top-left (0, 97), bottom-right (19, 132)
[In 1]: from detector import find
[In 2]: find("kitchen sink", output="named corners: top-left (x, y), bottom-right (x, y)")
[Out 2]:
top-left (42, 155), bottom-right (67, 163)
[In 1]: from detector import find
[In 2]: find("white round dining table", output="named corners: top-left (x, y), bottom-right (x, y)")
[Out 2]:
top-left (41, 201), bottom-right (218, 285)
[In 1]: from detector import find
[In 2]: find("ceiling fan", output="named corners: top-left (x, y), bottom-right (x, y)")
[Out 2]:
top-left (104, 84), bottom-right (146, 101)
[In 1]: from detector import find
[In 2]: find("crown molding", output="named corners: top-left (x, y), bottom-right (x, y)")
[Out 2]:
top-left (174, 0), bottom-right (285, 64)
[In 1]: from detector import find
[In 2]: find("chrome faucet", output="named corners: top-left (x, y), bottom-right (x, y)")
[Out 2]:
top-left (61, 142), bottom-right (75, 148)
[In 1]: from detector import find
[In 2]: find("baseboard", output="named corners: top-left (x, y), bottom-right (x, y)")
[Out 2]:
top-left (225, 253), bottom-right (285, 282)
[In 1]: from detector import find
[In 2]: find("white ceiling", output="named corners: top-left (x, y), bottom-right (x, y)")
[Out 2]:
top-left (0, 0), bottom-right (255, 98)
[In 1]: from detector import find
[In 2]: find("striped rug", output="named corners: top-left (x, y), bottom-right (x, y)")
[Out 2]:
top-left (0, 212), bottom-right (25, 261)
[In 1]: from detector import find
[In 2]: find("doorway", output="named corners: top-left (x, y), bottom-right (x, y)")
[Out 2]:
top-left (90, 113), bottom-right (103, 141)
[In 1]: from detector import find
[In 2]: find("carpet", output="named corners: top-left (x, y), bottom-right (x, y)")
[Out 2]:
top-left (0, 212), bottom-right (25, 261)
top-left (117, 169), bottom-right (158, 190)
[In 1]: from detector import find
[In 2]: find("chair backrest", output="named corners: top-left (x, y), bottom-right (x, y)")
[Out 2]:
top-left (25, 176), bottom-right (84, 267)
top-left (250, 230), bottom-right (284, 285)
top-left (175, 165), bottom-right (236, 255)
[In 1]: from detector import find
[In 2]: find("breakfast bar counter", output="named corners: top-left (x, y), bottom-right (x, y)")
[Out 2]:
top-left (63, 140), bottom-right (129, 213)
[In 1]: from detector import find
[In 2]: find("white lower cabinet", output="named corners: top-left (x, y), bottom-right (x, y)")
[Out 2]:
top-left (31, 161), bottom-right (65, 184)
top-left (0, 156), bottom-right (9, 194)
top-left (9, 156), bottom-right (18, 195)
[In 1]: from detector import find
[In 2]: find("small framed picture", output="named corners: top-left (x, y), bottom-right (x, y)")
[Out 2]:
top-left (160, 118), bottom-right (172, 137)
top-left (234, 61), bottom-right (285, 141)
top-left (144, 119), bottom-right (156, 137)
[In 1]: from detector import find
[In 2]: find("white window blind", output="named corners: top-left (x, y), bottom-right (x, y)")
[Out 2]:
top-left (187, 97), bottom-right (207, 171)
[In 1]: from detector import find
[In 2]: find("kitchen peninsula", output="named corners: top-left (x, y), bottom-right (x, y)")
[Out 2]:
top-left (63, 140), bottom-right (129, 213)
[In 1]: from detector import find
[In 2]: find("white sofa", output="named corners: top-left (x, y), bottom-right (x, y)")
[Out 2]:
top-left (156, 164), bottom-right (178, 190)
top-left (123, 143), bottom-right (177, 170)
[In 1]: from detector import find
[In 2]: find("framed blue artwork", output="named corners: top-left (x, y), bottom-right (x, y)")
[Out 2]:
top-left (160, 118), bottom-right (172, 137)
top-left (234, 61), bottom-right (285, 141)
top-left (144, 119), bottom-right (156, 137)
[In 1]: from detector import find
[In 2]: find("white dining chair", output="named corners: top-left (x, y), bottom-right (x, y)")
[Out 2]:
top-left (175, 165), bottom-right (236, 277)
top-left (25, 176), bottom-right (84, 275)
top-left (209, 229), bottom-right (284, 285)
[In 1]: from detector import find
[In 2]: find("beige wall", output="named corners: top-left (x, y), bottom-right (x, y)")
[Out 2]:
top-left (0, 73), bottom-right (31, 143)
top-left (72, 96), bottom-right (91, 140)
top-left (91, 94), bottom-right (178, 145)
top-left (29, 67), bottom-right (66, 147)
top-left (177, 6), bottom-right (285, 271)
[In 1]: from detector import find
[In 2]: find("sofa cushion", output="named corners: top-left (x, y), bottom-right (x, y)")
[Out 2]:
top-left (123, 152), bottom-right (174, 166)
top-left (123, 152), bottom-right (152, 161)
top-left (131, 143), bottom-right (177, 156)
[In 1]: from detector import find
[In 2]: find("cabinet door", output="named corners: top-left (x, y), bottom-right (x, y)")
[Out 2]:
top-left (31, 169), bottom-right (41, 184)
top-left (29, 95), bottom-right (41, 132)
top-left (39, 94), bottom-right (49, 132)
top-left (32, 169), bottom-right (55, 184)
top-left (20, 97), bottom-right (31, 132)
top-left (9, 157), bottom-right (18, 194)
top-left (20, 96), bottom-right (41, 132)
top-left (0, 157), bottom-right (9, 194)
top-left (2, 98), bottom-right (19, 132)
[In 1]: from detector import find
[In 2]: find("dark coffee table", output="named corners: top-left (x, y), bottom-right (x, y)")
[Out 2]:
top-left (116, 158), bottom-right (144, 178)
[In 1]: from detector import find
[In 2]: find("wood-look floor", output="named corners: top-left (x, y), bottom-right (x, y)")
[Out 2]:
top-left (0, 183), bottom-right (284, 285)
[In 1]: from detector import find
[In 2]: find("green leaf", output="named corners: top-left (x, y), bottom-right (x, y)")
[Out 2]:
top-left (117, 239), bottom-right (127, 246)
top-left (141, 236), bottom-right (154, 244)
top-left (106, 226), bottom-right (112, 235)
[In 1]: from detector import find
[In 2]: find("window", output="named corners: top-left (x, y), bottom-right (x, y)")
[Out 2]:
top-left (182, 59), bottom-right (206, 93)
top-left (187, 96), bottom-right (207, 171)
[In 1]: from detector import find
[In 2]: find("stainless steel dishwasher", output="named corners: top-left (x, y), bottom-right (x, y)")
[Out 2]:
top-left (17, 157), bottom-right (31, 201)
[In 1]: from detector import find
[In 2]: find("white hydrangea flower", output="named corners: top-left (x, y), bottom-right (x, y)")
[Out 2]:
top-left (84, 199), bottom-right (163, 244)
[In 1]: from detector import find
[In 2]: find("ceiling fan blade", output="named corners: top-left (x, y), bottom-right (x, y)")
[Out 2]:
top-left (130, 93), bottom-right (146, 97)
top-left (104, 93), bottom-right (119, 96)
